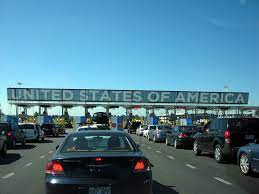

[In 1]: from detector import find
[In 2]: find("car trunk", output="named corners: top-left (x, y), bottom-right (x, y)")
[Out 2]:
top-left (228, 118), bottom-right (259, 147)
top-left (57, 153), bottom-right (144, 179)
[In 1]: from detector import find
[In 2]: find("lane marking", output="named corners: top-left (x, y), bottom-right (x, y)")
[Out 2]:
top-left (25, 162), bottom-right (32, 167)
top-left (48, 151), bottom-right (53, 154)
top-left (167, 155), bottom-right (175, 160)
top-left (40, 155), bottom-right (46, 159)
top-left (214, 177), bottom-right (232, 186)
top-left (141, 144), bottom-right (145, 146)
top-left (185, 164), bottom-right (197, 169)
top-left (2, 173), bottom-right (15, 179)
top-left (136, 141), bottom-right (139, 144)
top-left (147, 147), bottom-right (152, 149)
top-left (156, 150), bottom-right (162, 154)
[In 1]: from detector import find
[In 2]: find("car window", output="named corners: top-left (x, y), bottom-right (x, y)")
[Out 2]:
top-left (209, 119), bottom-right (219, 131)
top-left (178, 126), bottom-right (198, 132)
top-left (19, 124), bottom-right (35, 129)
top-left (61, 134), bottom-right (135, 152)
top-left (0, 123), bottom-right (9, 132)
top-left (150, 126), bottom-right (156, 130)
top-left (228, 119), bottom-right (259, 132)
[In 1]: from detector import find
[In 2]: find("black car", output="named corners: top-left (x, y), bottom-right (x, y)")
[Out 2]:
top-left (166, 125), bottom-right (200, 148)
top-left (127, 122), bottom-right (142, 134)
top-left (92, 112), bottom-right (109, 125)
top-left (41, 124), bottom-right (59, 137)
top-left (0, 122), bottom-right (26, 149)
top-left (193, 118), bottom-right (259, 163)
top-left (45, 130), bottom-right (153, 194)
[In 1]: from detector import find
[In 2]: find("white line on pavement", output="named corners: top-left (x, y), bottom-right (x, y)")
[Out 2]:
top-left (214, 177), bottom-right (232, 186)
top-left (167, 155), bottom-right (175, 160)
top-left (136, 142), bottom-right (139, 144)
top-left (40, 155), bottom-right (46, 159)
top-left (25, 162), bottom-right (32, 167)
top-left (48, 151), bottom-right (53, 154)
top-left (156, 151), bottom-right (162, 154)
top-left (141, 144), bottom-right (145, 146)
top-left (2, 173), bottom-right (15, 179)
top-left (185, 164), bottom-right (197, 169)
top-left (147, 147), bottom-right (152, 149)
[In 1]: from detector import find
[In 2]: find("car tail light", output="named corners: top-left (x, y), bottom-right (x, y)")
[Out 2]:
top-left (224, 130), bottom-right (231, 143)
top-left (95, 157), bottom-right (103, 162)
top-left (134, 159), bottom-right (151, 172)
top-left (178, 133), bottom-right (187, 138)
top-left (7, 132), bottom-right (12, 137)
top-left (45, 161), bottom-right (64, 175)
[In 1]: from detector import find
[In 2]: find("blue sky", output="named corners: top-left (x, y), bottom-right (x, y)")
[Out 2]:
top-left (0, 0), bottom-right (258, 115)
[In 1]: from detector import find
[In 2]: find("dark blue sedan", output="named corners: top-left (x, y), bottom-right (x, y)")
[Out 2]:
top-left (45, 130), bottom-right (153, 194)
top-left (237, 139), bottom-right (259, 175)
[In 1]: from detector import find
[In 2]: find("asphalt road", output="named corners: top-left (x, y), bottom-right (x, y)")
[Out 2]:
top-left (131, 133), bottom-right (259, 194)
top-left (0, 131), bottom-right (258, 194)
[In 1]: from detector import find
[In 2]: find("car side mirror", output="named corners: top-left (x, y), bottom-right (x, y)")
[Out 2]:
top-left (56, 145), bottom-right (59, 150)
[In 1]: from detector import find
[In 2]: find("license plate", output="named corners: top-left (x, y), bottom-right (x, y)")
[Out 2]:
top-left (89, 187), bottom-right (111, 194)
top-left (245, 135), bottom-right (254, 140)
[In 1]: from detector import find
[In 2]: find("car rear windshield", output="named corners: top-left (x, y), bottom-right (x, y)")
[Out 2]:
top-left (61, 133), bottom-right (135, 153)
top-left (19, 124), bottom-right (34, 129)
top-left (150, 126), bottom-right (156, 130)
top-left (179, 126), bottom-right (198, 132)
top-left (158, 126), bottom-right (172, 130)
top-left (228, 119), bottom-right (259, 132)
top-left (0, 123), bottom-right (9, 132)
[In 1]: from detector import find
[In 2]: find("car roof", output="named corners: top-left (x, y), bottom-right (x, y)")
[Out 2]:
top-left (19, 123), bottom-right (36, 125)
top-left (71, 130), bottom-right (126, 135)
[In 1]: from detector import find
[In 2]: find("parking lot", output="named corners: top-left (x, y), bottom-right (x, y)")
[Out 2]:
top-left (0, 129), bottom-right (258, 194)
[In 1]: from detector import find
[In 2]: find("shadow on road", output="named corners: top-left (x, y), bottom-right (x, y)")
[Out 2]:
top-left (47, 135), bottom-right (66, 138)
top-left (14, 144), bottom-right (36, 150)
top-left (0, 153), bottom-right (21, 165)
top-left (153, 181), bottom-right (179, 194)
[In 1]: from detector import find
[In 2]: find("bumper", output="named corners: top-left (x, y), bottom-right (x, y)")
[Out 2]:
top-left (222, 144), bottom-right (238, 159)
top-left (176, 138), bottom-right (194, 147)
top-left (46, 174), bottom-right (152, 194)
top-left (251, 157), bottom-right (259, 173)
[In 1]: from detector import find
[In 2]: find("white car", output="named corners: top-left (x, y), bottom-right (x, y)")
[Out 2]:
top-left (136, 125), bottom-right (147, 136)
top-left (19, 123), bottom-right (45, 141)
top-left (143, 125), bottom-right (156, 138)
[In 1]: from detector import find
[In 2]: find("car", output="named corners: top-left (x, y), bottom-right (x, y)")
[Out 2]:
top-left (92, 112), bottom-right (109, 125)
top-left (193, 118), bottom-right (259, 163)
top-left (147, 125), bottom-right (172, 142)
top-left (127, 121), bottom-right (142, 134)
top-left (237, 138), bottom-right (259, 175)
top-left (0, 122), bottom-right (26, 149)
top-left (0, 129), bottom-right (8, 156)
top-left (19, 123), bottom-right (45, 141)
top-left (77, 124), bottom-right (110, 132)
top-left (143, 125), bottom-right (155, 138)
top-left (166, 125), bottom-right (200, 148)
top-left (136, 125), bottom-right (147, 136)
top-left (41, 124), bottom-right (59, 137)
top-left (45, 130), bottom-right (153, 194)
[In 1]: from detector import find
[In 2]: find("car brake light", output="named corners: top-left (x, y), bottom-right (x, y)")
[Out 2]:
top-left (178, 133), bottom-right (187, 138)
top-left (45, 161), bottom-right (64, 175)
top-left (224, 130), bottom-right (231, 143)
top-left (7, 132), bottom-right (12, 137)
top-left (134, 160), bottom-right (145, 171)
top-left (95, 157), bottom-right (103, 161)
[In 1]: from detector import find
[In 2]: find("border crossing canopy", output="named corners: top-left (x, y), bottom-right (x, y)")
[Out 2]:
top-left (7, 88), bottom-right (249, 105)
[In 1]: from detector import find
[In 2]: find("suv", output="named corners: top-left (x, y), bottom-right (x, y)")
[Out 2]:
top-left (0, 122), bottom-right (26, 149)
top-left (193, 118), bottom-right (259, 163)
